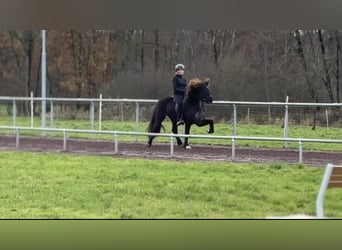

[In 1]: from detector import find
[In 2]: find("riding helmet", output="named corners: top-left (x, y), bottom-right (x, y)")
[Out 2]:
top-left (175, 64), bottom-right (185, 71)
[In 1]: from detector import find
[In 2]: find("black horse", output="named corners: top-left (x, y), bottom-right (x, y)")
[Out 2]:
top-left (147, 78), bottom-right (214, 148)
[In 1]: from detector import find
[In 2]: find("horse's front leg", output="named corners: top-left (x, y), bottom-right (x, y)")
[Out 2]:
top-left (195, 119), bottom-right (214, 134)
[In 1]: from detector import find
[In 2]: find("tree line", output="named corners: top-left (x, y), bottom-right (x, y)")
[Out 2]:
top-left (0, 30), bottom-right (341, 105)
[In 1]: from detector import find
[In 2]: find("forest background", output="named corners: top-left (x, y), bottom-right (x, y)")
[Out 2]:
top-left (0, 30), bottom-right (341, 107)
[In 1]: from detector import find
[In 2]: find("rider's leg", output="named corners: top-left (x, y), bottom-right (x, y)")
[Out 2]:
top-left (174, 95), bottom-right (184, 125)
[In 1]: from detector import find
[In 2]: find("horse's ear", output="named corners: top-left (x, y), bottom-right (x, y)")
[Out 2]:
top-left (204, 78), bottom-right (210, 86)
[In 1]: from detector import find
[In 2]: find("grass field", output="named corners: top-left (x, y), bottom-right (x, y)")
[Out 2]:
top-left (0, 151), bottom-right (341, 219)
top-left (0, 116), bottom-right (341, 151)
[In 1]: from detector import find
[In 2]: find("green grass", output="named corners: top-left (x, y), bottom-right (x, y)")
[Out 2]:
top-left (0, 116), bottom-right (341, 151)
top-left (0, 151), bottom-right (341, 219)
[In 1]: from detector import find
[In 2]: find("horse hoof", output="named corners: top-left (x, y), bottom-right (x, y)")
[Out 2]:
top-left (185, 145), bottom-right (191, 149)
top-left (208, 130), bottom-right (214, 134)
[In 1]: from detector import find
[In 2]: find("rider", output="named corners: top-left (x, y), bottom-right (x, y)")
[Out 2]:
top-left (172, 63), bottom-right (187, 126)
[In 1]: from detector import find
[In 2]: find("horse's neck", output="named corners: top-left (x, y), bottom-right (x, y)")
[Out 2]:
top-left (198, 101), bottom-right (205, 112)
top-left (184, 96), bottom-right (197, 104)
top-left (184, 92), bottom-right (197, 103)
top-left (184, 97), bottom-right (202, 110)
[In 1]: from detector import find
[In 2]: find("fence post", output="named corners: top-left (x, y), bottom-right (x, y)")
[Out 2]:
top-left (90, 101), bottom-right (95, 130)
top-left (114, 132), bottom-right (118, 154)
top-left (15, 129), bottom-right (19, 148)
top-left (30, 92), bottom-right (34, 127)
top-left (50, 100), bottom-right (54, 127)
top-left (121, 102), bottom-right (124, 122)
top-left (12, 100), bottom-right (16, 127)
top-left (231, 137), bottom-right (236, 161)
top-left (284, 96), bottom-right (289, 148)
top-left (63, 130), bottom-right (67, 151)
top-left (316, 163), bottom-right (334, 218)
top-left (247, 107), bottom-right (250, 125)
top-left (99, 94), bottom-right (102, 131)
top-left (41, 30), bottom-right (47, 136)
top-left (233, 104), bottom-right (237, 136)
top-left (268, 105), bottom-right (271, 124)
top-left (325, 108), bottom-right (329, 128)
top-left (135, 102), bottom-right (140, 142)
top-left (170, 134), bottom-right (174, 157)
top-left (299, 140), bottom-right (303, 164)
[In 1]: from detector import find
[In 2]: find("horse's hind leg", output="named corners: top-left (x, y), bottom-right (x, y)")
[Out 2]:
top-left (207, 119), bottom-right (214, 133)
top-left (148, 136), bottom-right (155, 147)
top-left (148, 120), bottom-right (163, 146)
top-left (171, 120), bottom-right (183, 146)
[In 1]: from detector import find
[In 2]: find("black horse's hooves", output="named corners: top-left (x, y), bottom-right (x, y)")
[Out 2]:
top-left (208, 130), bottom-right (214, 134)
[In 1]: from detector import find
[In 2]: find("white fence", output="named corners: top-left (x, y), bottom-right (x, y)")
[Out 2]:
top-left (0, 95), bottom-right (341, 150)
top-left (1, 125), bottom-right (342, 164)
top-left (1, 95), bottom-right (341, 128)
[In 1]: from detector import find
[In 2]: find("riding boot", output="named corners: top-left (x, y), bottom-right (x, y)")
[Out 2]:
top-left (176, 105), bottom-right (184, 126)
top-left (174, 95), bottom-right (184, 126)
top-left (176, 118), bottom-right (184, 126)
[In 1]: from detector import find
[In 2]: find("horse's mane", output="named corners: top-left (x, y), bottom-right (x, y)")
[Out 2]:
top-left (185, 78), bottom-right (209, 102)
top-left (186, 78), bottom-right (209, 94)
top-left (187, 78), bottom-right (203, 88)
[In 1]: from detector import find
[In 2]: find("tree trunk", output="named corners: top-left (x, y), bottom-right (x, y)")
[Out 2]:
top-left (154, 30), bottom-right (160, 71)
top-left (295, 30), bottom-right (319, 129)
top-left (140, 30), bottom-right (145, 73)
top-left (211, 30), bottom-right (219, 65)
top-left (295, 31), bottom-right (317, 99)
top-left (8, 30), bottom-right (36, 114)
top-left (264, 36), bottom-right (270, 102)
top-left (70, 31), bottom-right (83, 102)
top-left (335, 30), bottom-right (341, 103)
top-left (174, 31), bottom-right (180, 61)
top-left (318, 30), bottom-right (335, 102)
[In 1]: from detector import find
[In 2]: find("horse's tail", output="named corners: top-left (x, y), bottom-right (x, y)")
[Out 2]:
top-left (147, 98), bottom-right (170, 146)
top-left (147, 100), bottom-right (166, 133)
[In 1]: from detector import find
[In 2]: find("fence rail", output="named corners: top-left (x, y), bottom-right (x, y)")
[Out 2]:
top-left (1, 95), bottom-right (342, 106)
top-left (1, 125), bottom-right (341, 164)
top-left (1, 95), bottom-right (341, 148)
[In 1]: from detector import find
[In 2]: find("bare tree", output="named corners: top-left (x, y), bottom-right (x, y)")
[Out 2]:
top-left (335, 30), bottom-right (341, 103)
top-left (295, 30), bottom-right (318, 101)
top-left (211, 30), bottom-right (219, 66)
top-left (1, 29), bottom-right (341, 120)
top-left (140, 30), bottom-right (145, 73)
top-left (318, 30), bottom-right (335, 102)
top-left (154, 30), bottom-right (160, 71)
top-left (7, 30), bottom-right (40, 114)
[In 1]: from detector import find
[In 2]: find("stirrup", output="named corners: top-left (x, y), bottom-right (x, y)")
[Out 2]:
top-left (176, 120), bottom-right (184, 126)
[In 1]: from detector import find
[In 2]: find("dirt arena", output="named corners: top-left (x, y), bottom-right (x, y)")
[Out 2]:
top-left (0, 135), bottom-right (341, 166)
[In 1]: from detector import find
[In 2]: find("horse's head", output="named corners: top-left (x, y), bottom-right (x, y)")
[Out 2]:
top-left (187, 78), bottom-right (213, 104)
